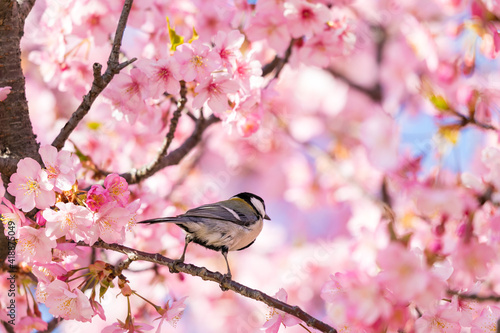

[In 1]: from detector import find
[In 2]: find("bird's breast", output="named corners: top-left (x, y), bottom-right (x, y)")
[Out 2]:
top-left (228, 218), bottom-right (264, 251)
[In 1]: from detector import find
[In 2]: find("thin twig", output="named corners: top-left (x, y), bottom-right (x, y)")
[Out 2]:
top-left (1, 321), bottom-right (15, 333)
top-left (326, 25), bottom-right (385, 103)
top-left (87, 241), bottom-right (337, 333)
top-left (37, 317), bottom-right (63, 333)
top-left (448, 289), bottom-right (500, 302)
top-left (157, 81), bottom-right (187, 157)
top-left (120, 114), bottom-right (220, 184)
top-left (326, 68), bottom-right (382, 102)
top-left (52, 0), bottom-right (137, 150)
top-left (261, 39), bottom-right (295, 79)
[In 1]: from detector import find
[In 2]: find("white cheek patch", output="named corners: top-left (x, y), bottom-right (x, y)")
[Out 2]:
top-left (250, 197), bottom-right (266, 218)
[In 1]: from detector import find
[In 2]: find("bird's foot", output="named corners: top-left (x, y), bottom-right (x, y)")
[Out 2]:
top-left (169, 259), bottom-right (183, 274)
top-left (219, 273), bottom-right (232, 291)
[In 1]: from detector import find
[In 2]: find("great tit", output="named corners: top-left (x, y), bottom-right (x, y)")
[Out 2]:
top-left (138, 192), bottom-right (271, 279)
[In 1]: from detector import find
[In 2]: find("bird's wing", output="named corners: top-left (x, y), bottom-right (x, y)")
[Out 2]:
top-left (137, 217), bottom-right (179, 224)
top-left (179, 200), bottom-right (258, 227)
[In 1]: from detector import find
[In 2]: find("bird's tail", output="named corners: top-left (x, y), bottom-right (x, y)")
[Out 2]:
top-left (137, 217), bottom-right (179, 224)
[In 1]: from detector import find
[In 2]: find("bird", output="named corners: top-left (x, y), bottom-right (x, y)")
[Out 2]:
top-left (138, 192), bottom-right (270, 279)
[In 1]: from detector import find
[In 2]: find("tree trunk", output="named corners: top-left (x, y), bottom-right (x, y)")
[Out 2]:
top-left (0, 0), bottom-right (40, 179)
top-left (0, 0), bottom-right (39, 264)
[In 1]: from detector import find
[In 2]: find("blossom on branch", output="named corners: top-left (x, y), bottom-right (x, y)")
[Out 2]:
top-left (7, 158), bottom-right (55, 212)
top-left (173, 40), bottom-right (221, 82)
top-left (17, 226), bottom-right (56, 263)
top-left (154, 296), bottom-right (187, 331)
top-left (262, 289), bottom-right (302, 333)
top-left (193, 73), bottom-right (239, 115)
top-left (39, 145), bottom-right (79, 192)
top-left (43, 202), bottom-right (93, 242)
top-left (44, 279), bottom-right (94, 321)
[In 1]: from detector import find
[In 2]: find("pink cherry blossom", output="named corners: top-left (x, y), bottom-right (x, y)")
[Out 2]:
top-left (321, 271), bottom-right (392, 327)
top-left (138, 58), bottom-right (181, 97)
top-left (298, 25), bottom-right (355, 67)
top-left (115, 68), bottom-right (152, 100)
top-left (471, 305), bottom-right (500, 332)
top-left (35, 210), bottom-right (47, 227)
top-left (103, 85), bottom-right (143, 124)
top-left (237, 113), bottom-right (261, 137)
top-left (103, 173), bottom-right (130, 207)
top-left (90, 298), bottom-right (106, 321)
top-left (7, 158), bottom-right (55, 212)
top-left (102, 320), bottom-right (154, 333)
top-left (376, 243), bottom-right (430, 302)
top-left (414, 303), bottom-right (462, 333)
top-left (88, 201), bottom-right (130, 244)
top-left (154, 296), bottom-right (187, 331)
top-left (43, 202), bottom-right (93, 242)
top-left (44, 279), bottom-right (94, 321)
top-left (0, 197), bottom-right (26, 238)
top-left (213, 30), bottom-right (245, 70)
top-left (71, 1), bottom-right (117, 46)
top-left (173, 40), bottom-right (222, 82)
top-left (86, 184), bottom-right (112, 212)
top-left (103, 68), bottom-right (151, 124)
top-left (17, 316), bottom-right (48, 333)
top-left (451, 242), bottom-right (496, 283)
top-left (233, 55), bottom-right (263, 89)
top-left (193, 74), bottom-right (240, 114)
top-left (39, 145), bottom-right (79, 192)
top-left (245, 7), bottom-right (291, 55)
top-left (401, 14), bottom-right (439, 71)
top-left (32, 262), bottom-right (68, 284)
top-left (284, 0), bottom-right (330, 38)
top-left (17, 226), bottom-right (57, 263)
top-left (262, 289), bottom-right (301, 333)
top-left (0, 86), bottom-right (11, 101)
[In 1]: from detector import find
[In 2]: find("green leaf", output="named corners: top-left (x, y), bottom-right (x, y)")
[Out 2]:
top-left (87, 121), bottom-right (101, 130)
top-left (73, 146), bottom-right (90, 162)
top-left (99, 279), bottom-right (113, 300)
top-left (167, 17), bottom-right (184, 51)
top-left (188, 26), bottom-right (199, 43)
top-left (438, 125), bottom-right (460, 145)
top-left (429, 95), bottom-right (449, 111)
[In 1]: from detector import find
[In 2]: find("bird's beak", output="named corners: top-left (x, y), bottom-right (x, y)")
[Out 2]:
top-left (264, 214), bottom-right (271, 220)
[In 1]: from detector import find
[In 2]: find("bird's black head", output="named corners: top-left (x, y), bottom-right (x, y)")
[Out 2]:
top-left (233, 192), bottom-right (270, 220)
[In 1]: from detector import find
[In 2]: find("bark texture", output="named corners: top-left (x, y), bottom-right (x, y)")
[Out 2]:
top-left (0, 0), bottom-right (40, 178)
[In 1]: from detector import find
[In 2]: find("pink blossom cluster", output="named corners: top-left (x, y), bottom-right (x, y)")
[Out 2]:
top-left (12, 0), bottom-right (500, 332)
top-left (102, 31), bottom-right (261, 136)
top-left (26, 0), bottom-right (355, 138)
top-left (1, 146), bottom-right (139, 324)
top-left (7, 145), bottom-right (79, 212)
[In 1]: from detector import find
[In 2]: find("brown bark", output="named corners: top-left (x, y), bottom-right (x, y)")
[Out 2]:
top-left (0, 0), bottom-right (41, 177)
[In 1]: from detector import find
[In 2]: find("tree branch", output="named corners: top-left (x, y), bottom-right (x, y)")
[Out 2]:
top-left (87, 241), bottom-right (337, 333)
top-left (326, 25), bottom-right (386, 103)
top-left (448, 289), bottom-right (500, 302)
top-left (0, 0), bottom-right (43, 170)
top-left (1, 321), bottom-right (15, 333)
top-left (38, 318), bottom-right (63, 333)
top-left (156, 81), bottom-right (187, 158)
top-left (120, 114), bottom-right (220, 184)
top-left (261, 39), bottom-right (295, 79)
top-left (326, 68), bottom-right (382, 102)
top-left (51, 0), bottom-right (136, 150)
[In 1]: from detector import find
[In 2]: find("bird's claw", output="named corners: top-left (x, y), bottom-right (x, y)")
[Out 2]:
top-left (219, 273), bottom-right (232, 291)
top-left (169, 259), bottom-right (183, 274)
